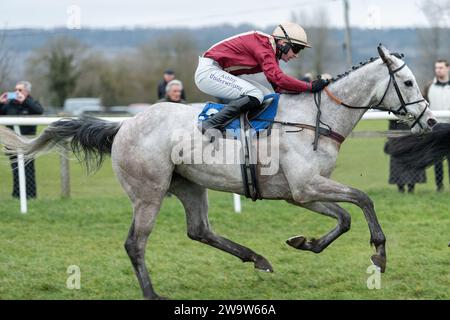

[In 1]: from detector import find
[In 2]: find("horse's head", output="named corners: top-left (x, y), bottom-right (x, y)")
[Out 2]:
top-left (375, 44), bottom-right (437, 134)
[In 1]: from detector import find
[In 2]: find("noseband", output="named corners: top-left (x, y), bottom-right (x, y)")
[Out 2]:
top-left (324, 60), bottom-right (427, 129)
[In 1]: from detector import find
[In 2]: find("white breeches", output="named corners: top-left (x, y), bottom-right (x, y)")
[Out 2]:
top-left (194, 56), bottom-right (274, 103)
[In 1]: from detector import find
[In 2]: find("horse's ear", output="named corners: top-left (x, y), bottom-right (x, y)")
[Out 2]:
top-left (377, 43), bottom-right (387, 62)
top-left (377, 44), bottom-right (389, 63)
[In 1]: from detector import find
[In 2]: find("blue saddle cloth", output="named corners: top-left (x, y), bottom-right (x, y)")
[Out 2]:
top-left (198, 94), bottom-right (280, 137)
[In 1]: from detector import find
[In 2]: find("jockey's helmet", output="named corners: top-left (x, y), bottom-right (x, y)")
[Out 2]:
top-left (272, 22), bottom-right (311, 53)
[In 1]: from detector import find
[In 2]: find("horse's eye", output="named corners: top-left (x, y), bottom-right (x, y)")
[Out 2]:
top-left (404, 80), bottom-right (413, 87)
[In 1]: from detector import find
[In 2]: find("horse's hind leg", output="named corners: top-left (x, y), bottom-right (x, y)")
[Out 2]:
top-left (124, 198), bottom-right (166, 300)
top-left (286, 201), bottom-right (351, 253)
top-left (169, 174), bottom-right (273, 272)
top-left (116, 163), bottom-right (171, 299)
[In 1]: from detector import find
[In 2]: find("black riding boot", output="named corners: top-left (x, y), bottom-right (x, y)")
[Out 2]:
top-left (200, 95), bottom-right (260, 133)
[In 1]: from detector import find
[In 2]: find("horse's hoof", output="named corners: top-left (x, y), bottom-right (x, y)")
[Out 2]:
top-left (371, 254), bottom-right (386, 273)
top-left (287, 236), bottom-right (322, 253)
top-left (255, 267), bottom-right (273, 273)
top-left (286, 236), bottom-right (306, 249)
top-left (254, 256), bottom-right (273, 273)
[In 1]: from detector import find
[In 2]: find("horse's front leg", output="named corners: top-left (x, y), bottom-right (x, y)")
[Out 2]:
top-left (286, 201), bottom-right (351, 253)
top-left (289, 175), bottom-right (387, 272)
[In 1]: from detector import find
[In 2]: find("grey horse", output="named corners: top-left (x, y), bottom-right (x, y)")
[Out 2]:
top-left (0, 45), bottom-right (437, 299)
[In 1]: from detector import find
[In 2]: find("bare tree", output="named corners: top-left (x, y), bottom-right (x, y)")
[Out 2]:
top-left (72, 32), bottom-right (207, 107)
top-left (98, 54), bottom-right (139, 106)
top-left (415, 0), bottom-right (450, 85)
top-left (72, 51), bottom-right (108, 98)
top-left (0, 30), bottom-right (13, 92)
top-left (135, 32), bottom-right (208, 103)
top-left (23, 32), bottom-right (217, 108)
top-left (290, 7), bottom-right (339, 79)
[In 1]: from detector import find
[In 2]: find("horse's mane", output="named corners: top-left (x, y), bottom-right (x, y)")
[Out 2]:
top-left (330, 53), bottom-right (404, 83)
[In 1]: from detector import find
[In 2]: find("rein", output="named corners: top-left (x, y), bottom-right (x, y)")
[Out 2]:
top-left (255, 118), bottom-right (345, 145)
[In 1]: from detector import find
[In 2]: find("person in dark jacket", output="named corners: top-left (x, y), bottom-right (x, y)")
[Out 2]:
top-left (384, 120), bottom-right (426, 193)
top-left (423, 59), bottom-right (450, 192)
top-left (0, 81), bottom-right (44, 198)
top-left (157, 69), bottom-right (186, 100)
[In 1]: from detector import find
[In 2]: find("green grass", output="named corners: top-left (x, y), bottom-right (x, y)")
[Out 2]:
top-left (0, 121), bottom-right (449, 300)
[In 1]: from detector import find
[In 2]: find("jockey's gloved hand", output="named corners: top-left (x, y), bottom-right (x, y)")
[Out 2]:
top-left (310, 79), bottom-right (330, 93)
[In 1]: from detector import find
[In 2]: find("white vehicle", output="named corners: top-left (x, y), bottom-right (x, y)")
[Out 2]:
top-left (63, 98), bottom-right (105, 116)
top-left (128, 103), bottom-right (152, 115)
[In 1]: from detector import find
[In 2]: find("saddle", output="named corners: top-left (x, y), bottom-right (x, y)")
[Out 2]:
top-left (198, 94), bottom-right (280, 201)
top-left (198, 94), bottom-right (280, 138)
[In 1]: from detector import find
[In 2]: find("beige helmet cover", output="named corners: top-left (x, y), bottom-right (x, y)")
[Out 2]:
top-left (272, 22), bottom-right (311, 48)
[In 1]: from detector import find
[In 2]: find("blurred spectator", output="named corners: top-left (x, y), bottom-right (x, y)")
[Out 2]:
top-left (384, 120), bottom-right (426, 193)
top-left (157, 69), bottom-right (186, 100)
top-left (0, 81), bottom-right (43, 198)
top-left (157, 80), bottom-right (186, 104)
top-left (423, 59), bottom-right (450, 192)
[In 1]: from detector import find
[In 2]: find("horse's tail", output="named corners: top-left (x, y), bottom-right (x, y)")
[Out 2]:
top-left (384, 123), bottom-right (450, 170)
top-left (0, 115), bottom-right (122, 173)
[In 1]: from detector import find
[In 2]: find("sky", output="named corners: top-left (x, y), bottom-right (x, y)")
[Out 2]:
top-left (0, 0), bottom-right (448, 30)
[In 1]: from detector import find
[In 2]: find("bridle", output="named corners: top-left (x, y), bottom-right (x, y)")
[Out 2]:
top-left (324, 58), bottom-right (428, 130)
top-left (256, 56), bottom-right (429, 150)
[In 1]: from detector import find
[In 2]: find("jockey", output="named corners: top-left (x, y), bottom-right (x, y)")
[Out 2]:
top-left (195, 22), bottom-right (330, 133)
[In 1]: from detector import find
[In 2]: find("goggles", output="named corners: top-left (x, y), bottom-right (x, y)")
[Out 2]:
top-left (291, 44), bottom-right (305, 54)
